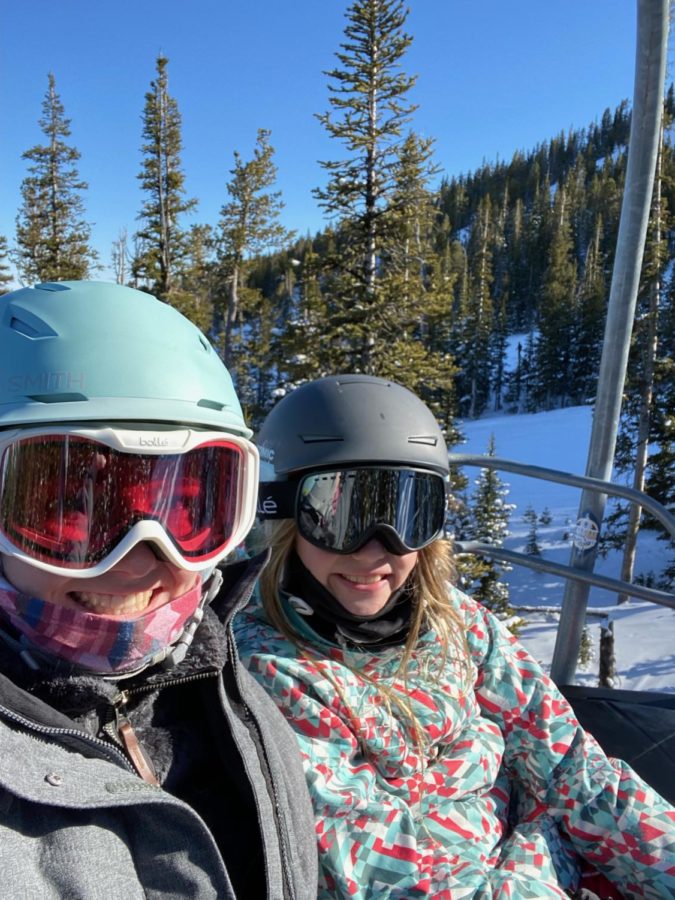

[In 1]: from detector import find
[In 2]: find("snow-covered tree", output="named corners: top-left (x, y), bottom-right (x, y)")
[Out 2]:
top-left (460, 436), bottom-right (515, 617)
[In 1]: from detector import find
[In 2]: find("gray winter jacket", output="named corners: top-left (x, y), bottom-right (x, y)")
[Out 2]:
top-left (0, 551), bottom-right (317, 899)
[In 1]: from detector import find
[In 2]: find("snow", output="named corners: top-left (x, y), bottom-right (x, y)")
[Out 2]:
top-left (502, 332), bottom-right (530, 374)
top-left (455, 404), bottom-right (675, 693)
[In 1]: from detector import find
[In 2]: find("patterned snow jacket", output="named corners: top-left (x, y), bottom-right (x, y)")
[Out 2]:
top-left (234, 585), bottom-right (675, 899)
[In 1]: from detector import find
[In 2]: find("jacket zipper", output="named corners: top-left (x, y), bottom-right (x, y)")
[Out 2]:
top-left (0, 703), bottom-right (136, 775)
top-left (105, 669), bottom-right (221, 784)
top-left (227, 629), bottom-right (295, 900)
top-left (219, 566), bottom-right (296, 900)
top-left (109, 667), bottom-right (221, 715)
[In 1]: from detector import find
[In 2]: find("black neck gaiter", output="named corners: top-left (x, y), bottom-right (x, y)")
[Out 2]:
top-left (282, 551), bottom-right (414, 648)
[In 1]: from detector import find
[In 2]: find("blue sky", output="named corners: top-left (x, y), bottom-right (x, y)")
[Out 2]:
top-left (1, 1), bottom-right (652, 281)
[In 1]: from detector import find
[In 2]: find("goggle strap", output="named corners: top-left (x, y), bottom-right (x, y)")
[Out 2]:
top-left (257, 481), bottom-right (297, 520)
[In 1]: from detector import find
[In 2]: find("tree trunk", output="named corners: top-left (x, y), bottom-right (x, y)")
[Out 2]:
top-left (157, 85), bottom-right (171, 297)
top-left (223, 263), bottom-right (240, 368)
top-left (598, 618), bottom-right (616, 688)
top-left (112, 229), bottom-right (129, 285)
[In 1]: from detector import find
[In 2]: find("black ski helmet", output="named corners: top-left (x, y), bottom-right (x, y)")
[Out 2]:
top-left (257, 375), bottom-right (449, 481)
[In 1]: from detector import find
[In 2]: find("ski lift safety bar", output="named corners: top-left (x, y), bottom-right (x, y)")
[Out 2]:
top-left (448, 453), bottom-right (675, 610)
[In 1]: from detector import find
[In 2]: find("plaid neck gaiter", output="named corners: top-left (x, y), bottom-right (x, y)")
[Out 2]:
top-left (0, 580), bottom-right (203, 675)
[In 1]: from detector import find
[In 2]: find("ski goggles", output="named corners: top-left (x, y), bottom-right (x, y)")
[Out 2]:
top-left (259, 467), bottom-right (447, 555)
top-left (0, 426), bottom-right (259, 577)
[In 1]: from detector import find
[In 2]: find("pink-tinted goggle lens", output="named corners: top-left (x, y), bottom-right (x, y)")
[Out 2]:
top-left (0, 435), bottom-right (244, 568)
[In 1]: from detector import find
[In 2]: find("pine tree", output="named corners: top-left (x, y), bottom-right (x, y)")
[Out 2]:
top-left (578, 624), bottom-right (595, 670)
top-left (488, 185), bottom-right (510, 412)
top-left (617, 118), bottom-right (670, 601)
top-left (216, 129), bottom-right (292, 369)
top-left (176, 224), bottom-right (217, 335)
top-left (609, 109), bottom-right (675, 597)
top-left (523, 505), bottom-right (542, 556)
top-left (133, 56), bottom-right (197, 304)
top-left (649, 193), bottom-right (675, 535)
top-left (111, 228), bottom-right (131, 285)
top-left (504, 338), bottom-right (525, 412)
top-left (645, 298), bottom-right (674, 546)
top-left (0, 236), bottom-right (13, 294)
top-left (14, 73), bottom-right (97, 283)
top-left (569, 214), bottom-right (607, 403)
top-left (489, 292), bottom-right (508, 412)
top-left (460, 195), bottom-right (495, 417)
top-left (522, 168), bottom-right (554, 329)
top-left (539, 507), bottom-right (553, 525)
top-left (521, 330), bottom-right (538, 413)
top-left (371, 131), bottom-right (459, 433)
top-left (463, 435), bottom-right (515, 616)
top-left (532, 185), bottom-right (577, 408)
top-left (314, 0), bottom-right (418, 371)
top-left (275, 242), bottom-right (329, 390)
top-left (380, 132), bottom-right (436, 301)
top-left (505, 196), bottom-right (530, 330)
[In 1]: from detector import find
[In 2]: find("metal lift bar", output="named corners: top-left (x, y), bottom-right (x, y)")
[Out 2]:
top-left (448, 453), bottom-right (675, 540)
top-left (449, 453), bottom-right (675, 609)
top-left (454, 545), bottom-right (675, 609)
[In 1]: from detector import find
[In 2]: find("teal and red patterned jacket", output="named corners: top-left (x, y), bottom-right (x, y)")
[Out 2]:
top-left (234, 586), bottom-right (675, 899)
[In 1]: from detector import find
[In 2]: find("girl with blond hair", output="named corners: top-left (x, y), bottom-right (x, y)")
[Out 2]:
top-left (235, 374), bottom-right (675, 899)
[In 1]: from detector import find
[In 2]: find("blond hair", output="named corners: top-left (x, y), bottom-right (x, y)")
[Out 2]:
top-left (257, 521), bottom-right (471, 753)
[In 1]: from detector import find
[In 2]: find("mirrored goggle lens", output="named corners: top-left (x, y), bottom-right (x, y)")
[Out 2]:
top-left (297, 468), bottom-right (446, 553)
top-left (0, 435), bottom-right (244, 568)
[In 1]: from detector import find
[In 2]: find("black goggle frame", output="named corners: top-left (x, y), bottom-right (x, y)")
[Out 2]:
top-left (258, 466), bottom-right (447, 556)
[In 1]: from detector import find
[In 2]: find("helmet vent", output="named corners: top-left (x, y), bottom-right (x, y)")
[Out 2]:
top-left (35, 282), bottom-right (71, 292)
top-left (197, 398), bottom-right (225, 411)
top-left (27, 393), bottom-right (88, 404)
top-left (300, 435), bottom-right (344, 444)
top-left (7, 309), bottom-right (58, 340)
top-left (408, 435), bottom-right (438, 446)
top-left (9, 316), bottom-right (42, 338)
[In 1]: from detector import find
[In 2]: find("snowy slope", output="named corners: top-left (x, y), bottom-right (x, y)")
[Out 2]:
top-left (456, 405), bottom-right (675, 693)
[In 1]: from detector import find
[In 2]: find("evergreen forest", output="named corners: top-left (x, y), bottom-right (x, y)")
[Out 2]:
top-left (2, 0), bottom-right (673, 606)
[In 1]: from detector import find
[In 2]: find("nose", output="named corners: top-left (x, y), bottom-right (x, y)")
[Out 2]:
top-left (114, 541), bottom-right (164, 577)
top-left (350, 538), bottom-right (388, 560)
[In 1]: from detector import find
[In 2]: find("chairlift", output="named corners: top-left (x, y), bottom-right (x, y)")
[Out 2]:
top-left (450, 452), bottom-right (675, 804)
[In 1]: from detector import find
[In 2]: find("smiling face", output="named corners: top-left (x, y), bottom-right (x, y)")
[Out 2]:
top-left (1, 543), bottom-right (199, 618)
top-left (295, 535), bottom-right (418, 617)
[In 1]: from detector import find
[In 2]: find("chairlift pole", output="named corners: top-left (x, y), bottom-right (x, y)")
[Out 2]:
top-left (550, 0), bottom-right (670, 686)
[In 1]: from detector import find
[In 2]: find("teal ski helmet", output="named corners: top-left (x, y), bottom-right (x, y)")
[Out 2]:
top-left (0, 282), bottom-right (256, 675)
top-left (0, 281), bottom-right (250, 436)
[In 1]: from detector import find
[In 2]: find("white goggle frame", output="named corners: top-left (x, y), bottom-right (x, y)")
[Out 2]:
top-left (0, 425), bottom-right (259, 578)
